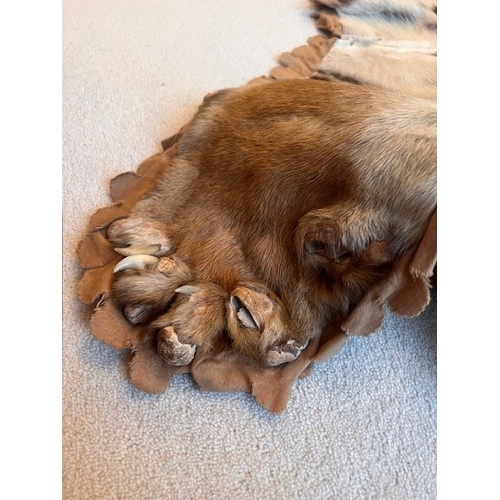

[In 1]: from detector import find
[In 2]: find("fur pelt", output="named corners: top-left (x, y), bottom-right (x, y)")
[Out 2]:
top-left (76, 0), bottom-right (438, 411)
top-left (107, 78), bottom-right (436, 367)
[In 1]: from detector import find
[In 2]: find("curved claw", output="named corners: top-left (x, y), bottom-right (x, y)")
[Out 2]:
top-left (113, 254), bottom-right (159, 273)
top-left (175, 285), bottom-right (201, 295)
top-left (107, 218), bottom-right (173, 256)
top-left (114, 244), bottom-right (161, 256)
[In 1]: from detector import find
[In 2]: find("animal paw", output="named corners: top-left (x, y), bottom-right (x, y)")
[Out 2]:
top-left (227, 283), bottom-right (310, 366)
top-left (112, 255), bottom-right (193, 323)
top-left (107, 217), bottom-right (173, 256)
top-left (151, 282), bottom-right (228, 363)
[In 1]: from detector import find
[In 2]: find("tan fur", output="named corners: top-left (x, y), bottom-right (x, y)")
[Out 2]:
top-left (112, 255), bottom-right (192, 324)
top-left (151, 283), bottom-right (228, 365)
top-left (108, 78), bottom-right (436, 365)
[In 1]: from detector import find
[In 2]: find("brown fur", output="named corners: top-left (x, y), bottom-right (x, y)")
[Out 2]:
top-left (108, 78), bottom-right (436, 365)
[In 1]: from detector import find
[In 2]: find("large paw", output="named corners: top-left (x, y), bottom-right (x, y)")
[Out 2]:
top-left (152, 282), bottom-right (228, 364)
top-left (107, 217), bottom-right (173, 256)
top-left (227, 283), bottom-right (309, 366)
top-left (112, 255), bottom-right (192, 324)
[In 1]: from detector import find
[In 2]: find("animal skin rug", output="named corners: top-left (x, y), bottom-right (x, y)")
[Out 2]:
top-left (77, 0), bottom-right (437, 413)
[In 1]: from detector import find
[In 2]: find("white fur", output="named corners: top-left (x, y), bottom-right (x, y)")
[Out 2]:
top-left (318, 43), bottom-right (436, 98)
top-left (315, 0), bottom-right (436, 98)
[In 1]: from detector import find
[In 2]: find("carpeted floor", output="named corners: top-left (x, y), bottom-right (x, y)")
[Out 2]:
top-left (62, 1), bottom-right (437, 498)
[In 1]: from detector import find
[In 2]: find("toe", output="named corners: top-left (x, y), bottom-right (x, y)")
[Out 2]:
top-left (265, 339), bottom-right (308, 366)
top-left (157, 326), bottom-right (196, 366)
top-left (107, 218), bottom-right (173, 255)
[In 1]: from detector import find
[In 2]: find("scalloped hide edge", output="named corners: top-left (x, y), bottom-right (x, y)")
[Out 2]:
top-left (129, 342), bottom-right (180, 394)
top-left (88, 204), bottom-right (129, 232)
top-left (341, 211), bottom-right (436, 336)
top-left (191, 334), bottom-right (321, 413)
top-left (109, 172), bottom-right (144, 203)
top-left (78, 261), bottom-right (118, 305)
top-left (89, 300), bottom-right (142, 350)
top-left (77, 229), bottom-right (120, 270)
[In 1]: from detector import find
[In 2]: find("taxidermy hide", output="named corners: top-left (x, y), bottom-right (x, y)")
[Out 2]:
top-left (78, 0), bottom-right (437, 413)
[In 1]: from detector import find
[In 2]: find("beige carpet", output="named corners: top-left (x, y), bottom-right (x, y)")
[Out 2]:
top-left (62, 1), bottom-right (436, 498)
